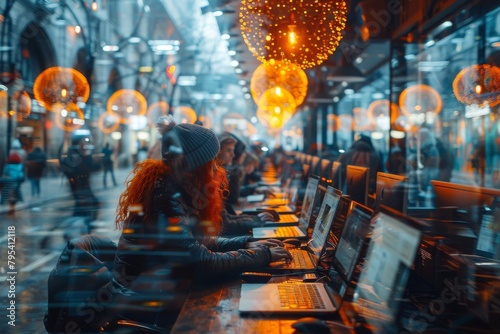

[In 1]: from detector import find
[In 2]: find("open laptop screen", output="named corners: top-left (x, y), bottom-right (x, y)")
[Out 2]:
top-left (331, 202), bottom-right (373, 284)
top-left (299, 177), bottom-right (319, 224)
top-left (309, 186), bottom-right (342, 258)
top-left (353, 208), bottom-right (423, 333)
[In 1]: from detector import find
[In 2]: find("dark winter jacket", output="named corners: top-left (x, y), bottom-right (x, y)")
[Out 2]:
top-left (112, 176), bottom-right (273, 291)
top-left (339, 136), bottom-right (383, 194)
top-left (26, 148), bottom-right (47, 179)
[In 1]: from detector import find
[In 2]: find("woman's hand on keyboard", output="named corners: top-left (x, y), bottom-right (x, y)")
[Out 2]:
top-left (257, 212), bottom-right (276, 222)
top-left (246, 238), bottom-right (283, 249)
top-left (269, 247), bottom-right (293, 263)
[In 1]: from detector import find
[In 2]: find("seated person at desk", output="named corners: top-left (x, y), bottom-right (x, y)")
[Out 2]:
top-left (216, 132), bottom-right (276, 236)
top-left (113, 116), bottom-right (292, 285)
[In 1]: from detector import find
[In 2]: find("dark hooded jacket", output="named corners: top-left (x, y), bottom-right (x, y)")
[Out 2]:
top-left (338, 135), bottom-right (383, 194)
top-left (112, 175), bottom-right (273, 290)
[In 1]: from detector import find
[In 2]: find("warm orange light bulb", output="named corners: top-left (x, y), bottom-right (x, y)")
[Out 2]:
top-left (61, 88), bottom-right (67, 98)
top-left (91, 1), bottom-right (98, 11)
top-left (475, 84), bottom-right (482, 94)
top-left (288, 25), bottom-right (297, 45)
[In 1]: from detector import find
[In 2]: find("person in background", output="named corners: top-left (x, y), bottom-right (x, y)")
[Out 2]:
top-left (216, 132), bottom-right (276, 236)
top-left (26, 147), bottom-right (47, 197)
top-left (1, 152), bottom-right (25, 215)
top-left (407, 128), bottom-right (440, 206)
top-left (111, 116), bottom-right (291, 328)
top-left (59, 135), bottom-right (99, 232)
top-left (10, 139), bottom-right (27, 162)
top-left (338, 133), bottom-right (384, 194)
top-left (102, 142), bottom-right (118, 188)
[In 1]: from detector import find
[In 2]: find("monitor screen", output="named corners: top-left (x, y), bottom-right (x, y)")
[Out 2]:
top-left (327, 196), bottom-right (352, 253)
top-left (431, 180), bottom-right (500, 209)
top-left (310, 156), bottom-right (321, 177)
top-left (305, 181), bottom-right (328, 236)
top-left (375, 172), bottom-right (408, 214)
top-left (320, 159), bottom-right (331, 178)
top-left (475, 210), bottom-right (499, 259)
top-left (354, 208), bottom-right (423, 333)
top-left (332, 202), bottom-right (373, 285)
top-left (346, 165), bottom-right (369, 206)
top-left (330, 161), bottom-right (342, 190)
top-left (299, 177), bottom-right (319, 224)
top-left (309, 186), bottom-right (342, 258)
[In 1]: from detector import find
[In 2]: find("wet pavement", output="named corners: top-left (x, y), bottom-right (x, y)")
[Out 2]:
top-left (0, 168), bottom-right (130, 333)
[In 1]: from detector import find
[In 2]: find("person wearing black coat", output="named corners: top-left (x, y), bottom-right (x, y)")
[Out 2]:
top-left (111, 116), bottom-right (292, 328)
top-left (26, 146), bottom-right (47, 197)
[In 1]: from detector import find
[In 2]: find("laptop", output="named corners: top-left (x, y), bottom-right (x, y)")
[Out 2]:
top-left (252, 177), bottom-right (326, 239)
top-left (264, 186), bottom-right (342, 271)
top-left (342, 206), bottom-right (426, 334)
top-left (238, 199), bottom-right (374, 315)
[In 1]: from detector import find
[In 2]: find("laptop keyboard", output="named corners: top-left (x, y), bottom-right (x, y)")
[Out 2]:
top-left (275, 226), bottom-right (301, 237)
top-left (278, 284), bottom-right (326, 309)
top-left (279, 214), bottom-right (298, 222)
top-left (289, 249), bottom-right (314, 268)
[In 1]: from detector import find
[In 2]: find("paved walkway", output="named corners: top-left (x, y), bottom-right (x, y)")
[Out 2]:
top-left (0, 167), bottom-right (132, 215)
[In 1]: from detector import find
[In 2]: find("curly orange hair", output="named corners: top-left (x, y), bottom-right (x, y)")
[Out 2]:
top-left (115, 159), bottom-right (170, 229)
top-left (115, 159), bottom-right (227, 234)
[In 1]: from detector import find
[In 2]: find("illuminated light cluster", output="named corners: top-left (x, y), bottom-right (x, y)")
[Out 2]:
top-left (240, 0), bottom-right (347, 69)
top-left (173, 106), bottom-right (197, 124)
top-left (367, 100), bottom-right (400, 131)
top-left (33, 67), bottom-right (89, 111)
top-left (399, 84), bottom-right (442, 117)
top-left (250, 60), bottom-right (308, 107)
top-left (10, 91), bottom-right (32, 121)
top-left (107, 89), bottom-right (147, 124)
top-left (53, 102), bottom-right (85, 132)
top-left (256, 86), bottom-right (296, 129)
top-left (98, 112), bottom-right (120, 134)
top-left (452, 64), bottom-right (500, 107)
top-left (147, 101), bottom-right (170, 125)
top-left (0, 89), bottom-right (8, 118)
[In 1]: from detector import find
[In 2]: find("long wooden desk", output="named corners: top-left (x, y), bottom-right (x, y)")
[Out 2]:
top-left (170, 277), bottom-right (353, 334)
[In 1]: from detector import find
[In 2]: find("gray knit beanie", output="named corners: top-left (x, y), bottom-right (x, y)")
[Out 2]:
top-left (156, 116), bottom-right (220, 170)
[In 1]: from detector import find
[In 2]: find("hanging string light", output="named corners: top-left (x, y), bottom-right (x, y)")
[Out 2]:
top-left (53, 102), bottom-right (85, 132)
top-left (98, 112), bottom-right (120, 134)
top-left (107, 89), bottom-right (147, 124)
top-left (250, 60), bottom-right (308, 107)
top-left (399, 84), bottom-right (442, 117)
top-left (452, 64), bottom-right (500, 107)
top-left (10, 91), bottom-right (32, 121)
top-left (173, 106), bottom-right (197, 124)
top-left (33, 67), bottom-right (90, 111)
top-left (256, 86), bottom-right (296, 129)
top-left (240, 0), bottom-right (347, 69)
top-left (146, 101), bottom-right (169, 125)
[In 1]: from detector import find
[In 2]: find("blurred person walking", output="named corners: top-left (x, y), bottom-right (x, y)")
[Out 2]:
top-left (1, 152), bottom-right (25, 215)
top-left (102, 142), bottom-right (118, 188)
top-left (26, 147), bottom-right (47, 197)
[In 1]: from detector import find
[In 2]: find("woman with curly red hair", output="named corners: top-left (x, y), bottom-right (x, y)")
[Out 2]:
top-left (113, 115), bottom-right (291, 284)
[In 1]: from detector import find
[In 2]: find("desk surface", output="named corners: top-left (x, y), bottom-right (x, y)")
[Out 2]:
top-left (171, 277), bottom-right (353, 334)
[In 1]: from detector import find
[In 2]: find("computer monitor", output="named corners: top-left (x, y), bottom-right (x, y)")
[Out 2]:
top-left (475, 209), bottom-right (500, 259)
top-left (375, 172), bottom-right (408, 214)
top-left (310, 156), bottom-right (321, 177)
top-left (319, 159), bottom-right (331, 179)
top-left (298, 176), bottom-right (319, 226)
top-left (308, 186), bottom-right (342, 257)
top-left (330, 161), bottom-right (342, 190)
top-left (305, 180), bottom-right (328, 237)
top-left (345, 165), bottom-right (369, 206)
top-left (353, 206), bottom-right (425, 333)
top-left (330, 202), bottom-right (373, 298)
top-left (431, 180), bottom-right (500, 209)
